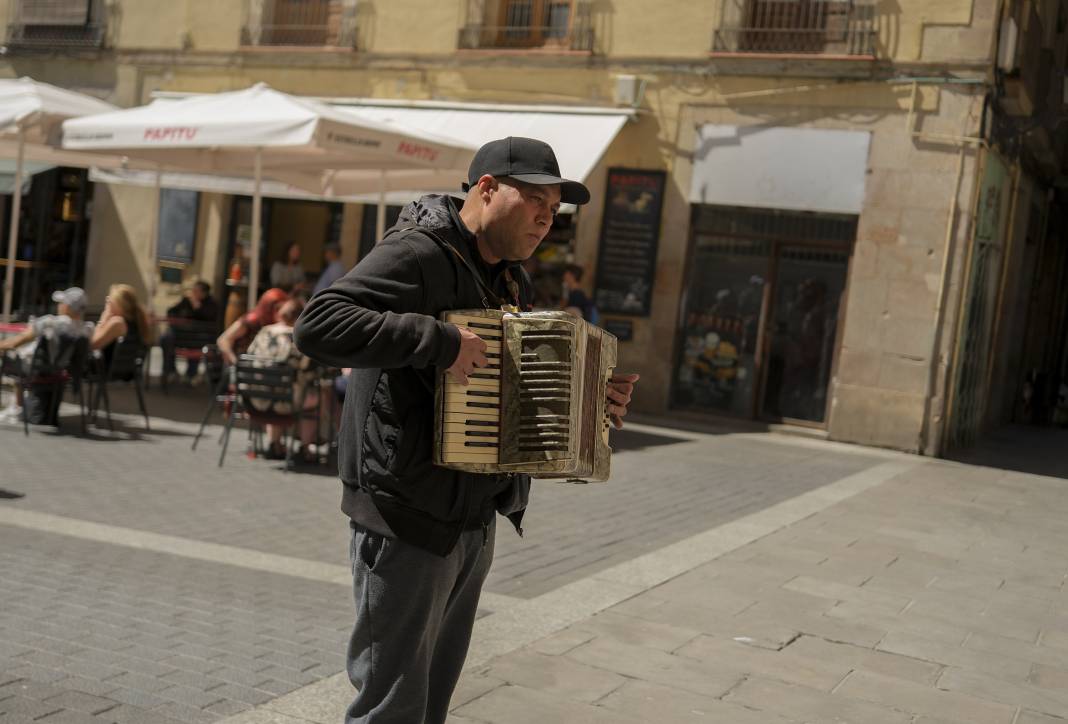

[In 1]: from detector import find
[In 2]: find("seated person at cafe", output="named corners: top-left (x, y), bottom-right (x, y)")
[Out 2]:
top-left (91, 284), bottom-right (154, 374)
top-left (0, 287), bottom-right (92, 424)
top-left (160, 279), bottom-right (219, 384)
top-left (216, 287), bottom-right (289, 365)
top-left (244, 298), bottom-right (324, 462)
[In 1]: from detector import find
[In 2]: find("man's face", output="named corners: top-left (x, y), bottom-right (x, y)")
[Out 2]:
top-left (57, 302), bottom-right (71, 317)
top-left (192, 285), bottom-right (207, 303)
top-left (482, 177), bottom-right (561, 262)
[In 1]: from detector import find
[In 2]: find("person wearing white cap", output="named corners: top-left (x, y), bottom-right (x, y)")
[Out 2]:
top-left (0, 286), bottom-right (92, 423)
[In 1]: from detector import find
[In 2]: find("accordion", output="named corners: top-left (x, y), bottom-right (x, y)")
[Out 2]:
top-left (434, 309), bottom-right (618, 482)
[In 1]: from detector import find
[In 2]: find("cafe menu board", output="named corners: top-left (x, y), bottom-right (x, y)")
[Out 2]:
top-left (593, 169), bottom-right (666, 317)
top-left (157, 188), bottom-right (199, 264)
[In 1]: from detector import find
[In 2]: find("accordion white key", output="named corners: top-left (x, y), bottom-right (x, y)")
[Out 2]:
top-left (434, 309), bottom-right (618, 482)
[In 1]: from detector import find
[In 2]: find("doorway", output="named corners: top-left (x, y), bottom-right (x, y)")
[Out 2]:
top-left (673, 205), bottom-right (855, 427)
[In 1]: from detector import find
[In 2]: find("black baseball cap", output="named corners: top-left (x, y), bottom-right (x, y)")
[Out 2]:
top-left (462, 136), bottom-right (590, 205)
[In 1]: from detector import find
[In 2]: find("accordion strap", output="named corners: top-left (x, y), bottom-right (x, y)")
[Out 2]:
top-left (386, 224), bottom-right (519, 311)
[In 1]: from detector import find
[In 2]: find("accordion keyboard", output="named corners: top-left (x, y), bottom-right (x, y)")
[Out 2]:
top-left (440, 315), bottom-right (504, 464)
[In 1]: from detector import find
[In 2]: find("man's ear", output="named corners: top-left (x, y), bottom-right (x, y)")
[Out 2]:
top-left (476, 174), bottom-right (497, 202)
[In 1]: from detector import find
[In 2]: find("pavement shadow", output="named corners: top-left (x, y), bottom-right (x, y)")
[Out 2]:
top-left (610, 427), bottom-right (693, 452)
top-left (949, 425), bottom-right (1068, 481)
top-left (81, 426), bottom-right (193, 442)
top-left (284, 460), bottom-right (339, 477)
top-left (98, 381), bottom-right (220, 428)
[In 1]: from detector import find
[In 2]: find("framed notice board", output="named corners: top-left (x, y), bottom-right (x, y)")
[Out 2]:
top-left (593, 168), bottom-right (666, 316)
top-left (157, 188), bottom-right (199, 264)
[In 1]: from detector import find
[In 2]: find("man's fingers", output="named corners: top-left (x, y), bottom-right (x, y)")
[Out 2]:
top-left (606, 385), bottom-right (633, 404)
top-left (610, 372), bottom-right (640, 384)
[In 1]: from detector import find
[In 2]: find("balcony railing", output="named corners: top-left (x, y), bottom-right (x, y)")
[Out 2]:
top-left (458, 1), bottom-right (593, 51)
top-left (713, 0), bottom-right (876, 56)
top-left (241, 0), bottom-right (356, 49)
top-left (6, 0), bottom-right (106, 49)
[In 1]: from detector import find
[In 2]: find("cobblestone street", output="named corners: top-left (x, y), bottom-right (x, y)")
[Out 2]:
top-left (1, 392), bottom-right (1067, 723)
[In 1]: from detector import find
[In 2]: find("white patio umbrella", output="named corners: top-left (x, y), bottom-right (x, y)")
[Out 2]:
top-left (0, 77), bottom-right (117, 320)
top-left (63, 83), bottom-right (476, 308)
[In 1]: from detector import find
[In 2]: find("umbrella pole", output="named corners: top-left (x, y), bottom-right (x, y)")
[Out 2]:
top-left (249, 148), bottom-right (263, 311)
top-left (375, 170), bottom-right (386, 243)
top-left (2, 128), bottom-right (25, 322)
top-left (149, 166), bottom-right (162, 311)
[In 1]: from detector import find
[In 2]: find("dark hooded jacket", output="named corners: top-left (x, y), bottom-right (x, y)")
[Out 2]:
top-left (293, 194), bottom-right (531, 556)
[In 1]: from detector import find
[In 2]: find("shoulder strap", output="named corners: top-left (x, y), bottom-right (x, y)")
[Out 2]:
top-left (385, 224), bottom-right (516, 310)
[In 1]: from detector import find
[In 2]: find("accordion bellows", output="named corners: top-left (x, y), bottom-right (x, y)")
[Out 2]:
top-left (434, 309), bottom-right (618, 482)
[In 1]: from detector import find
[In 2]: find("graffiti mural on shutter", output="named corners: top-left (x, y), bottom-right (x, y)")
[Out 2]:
top-left (947, 151), bottom-right (1012, 449)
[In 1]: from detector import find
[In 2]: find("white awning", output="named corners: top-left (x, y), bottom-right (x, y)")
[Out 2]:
top-left (87, 166), bottom-right (424, 205)
top-left (690, 125), bottom-right (871, 215)
top-left (331, 102), bottom-right (631, 194)
top-left (148, 93), bottom-right (634, 196)
top-left (88, 167), bottom-right (579, 214)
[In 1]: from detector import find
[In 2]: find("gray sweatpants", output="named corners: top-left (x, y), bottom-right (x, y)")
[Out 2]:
top-left (345, 520), bottom-right (495, 724)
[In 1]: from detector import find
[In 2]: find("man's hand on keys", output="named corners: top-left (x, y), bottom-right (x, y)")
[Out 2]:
top-left (446, 326), bottom-right (489, 386)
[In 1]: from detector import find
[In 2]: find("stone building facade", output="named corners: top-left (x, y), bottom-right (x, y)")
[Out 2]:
top-left (2, 0), bottom-right (1065, 454)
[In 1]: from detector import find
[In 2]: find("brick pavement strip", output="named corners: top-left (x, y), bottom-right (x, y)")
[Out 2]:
top-left (0, 524), bottom-right (353, 724)
top-left (39, 690), bottom-right (119, 715)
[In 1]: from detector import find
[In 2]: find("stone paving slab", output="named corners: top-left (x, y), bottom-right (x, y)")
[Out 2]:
top-left (433, 454), bottom-right (1068, 723)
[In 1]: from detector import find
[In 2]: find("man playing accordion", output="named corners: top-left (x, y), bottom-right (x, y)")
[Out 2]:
top-left (295, 136), bottom-right (638, 724)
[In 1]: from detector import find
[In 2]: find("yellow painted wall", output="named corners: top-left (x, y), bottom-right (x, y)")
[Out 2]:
top-left (619, 0), bottom-right (988, 62)
top-left (186, 0), bottom-right (244, 52)
top-left (112, 1), bottom-right (187, 50)
top-left (4, 0), bottom-right (988, 61)
top-left (368, 0), bottom-right (462, 54)
top-left (607, 0), bottom-right (719, 58)
top-left (84, 184), bottom-right (157, 315)
top-left (604, 0), bottom-right (985, 60)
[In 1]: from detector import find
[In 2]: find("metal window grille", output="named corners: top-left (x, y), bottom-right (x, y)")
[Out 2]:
top-left (713, 0), bottom-right (876, 56)
top-left (7, 0), bottom-right (105, 48)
